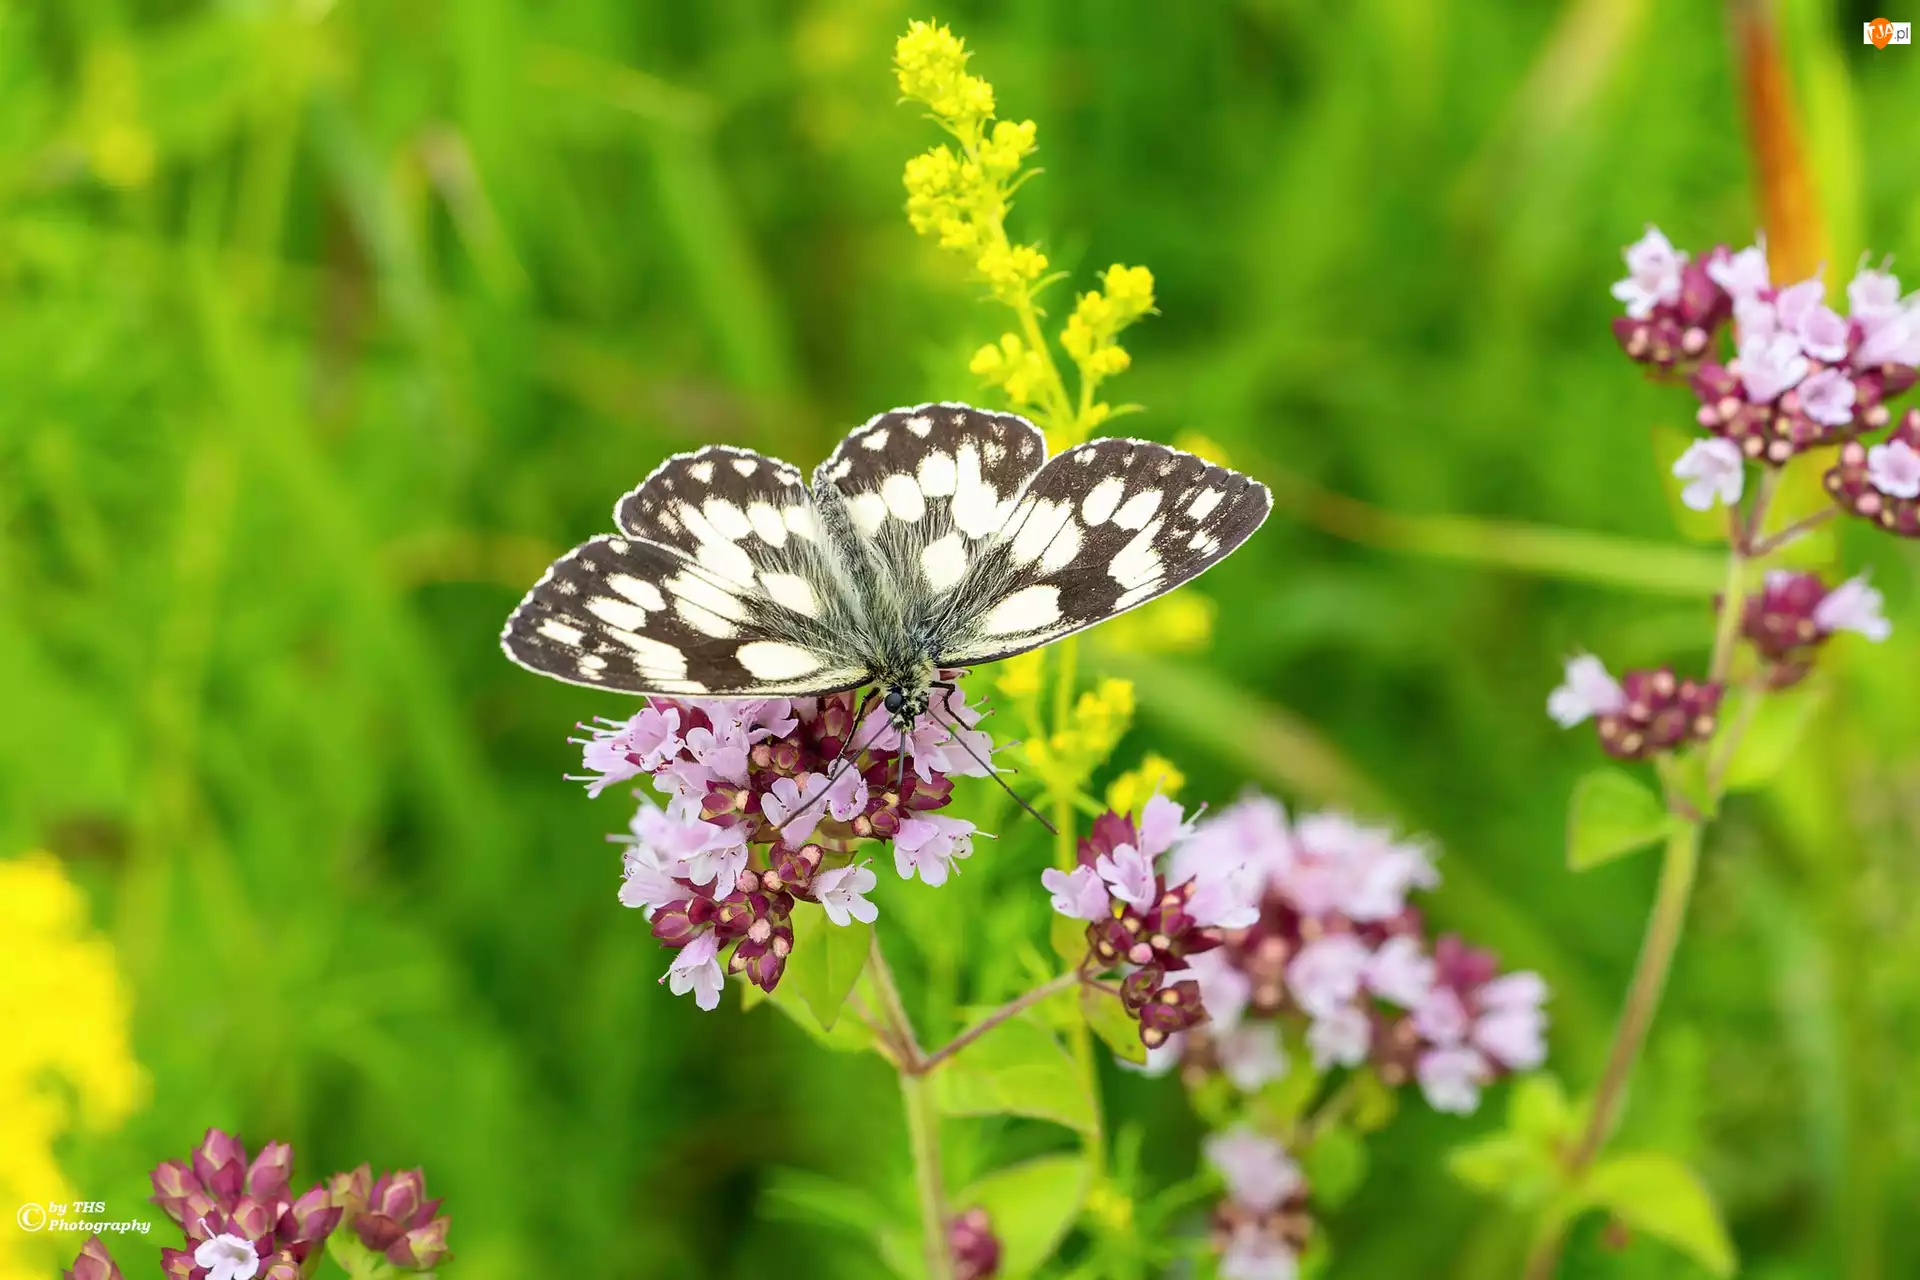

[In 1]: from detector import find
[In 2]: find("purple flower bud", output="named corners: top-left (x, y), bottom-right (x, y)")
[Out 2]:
top-left (1593, 667), bottom-right (1722, 760)
top-left (949, 1207), bottom-right (1002, 1280)
top-left (192, 1129), bottom-right (248, 1202)
top-left (1137, 979), bottom-right (1207, 1047)
top-left (390, 1215), bottom-right (453, 1269)
top-left (245, 1141), bottom-right (295, 1207)
top-left (368, 1170), bottom-right (426, 1230)
top-left (150, 1159), bottom-right (205, 1226)
top-left (62, 1237), bottom-right (122, 1280)
top-left (160, 1248), bottom-right (196, 1279)
top-left (328, 1165), bottom-right (373, 1220)
top-left (260, 1253), bottom-right (305, 1280)
top-left (1827, 410), bottom-right (1920, 537)
top-left (284, 1184), bottom-right (342, 1244)
top-left (1077, 811), bottom-right (1138, 868)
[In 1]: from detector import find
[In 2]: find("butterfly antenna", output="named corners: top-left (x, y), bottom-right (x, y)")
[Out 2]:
top-left (771, 691), bottom-right (880, 838)
top-left (930, 684), bottom-right (1057, 836)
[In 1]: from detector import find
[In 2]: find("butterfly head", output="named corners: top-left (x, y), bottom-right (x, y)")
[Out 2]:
top-left (881, 682), bottom-right (932, 738)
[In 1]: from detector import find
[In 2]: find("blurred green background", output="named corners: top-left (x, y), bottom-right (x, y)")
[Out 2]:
top-left (5, 0), bottom-right (1920, 1276)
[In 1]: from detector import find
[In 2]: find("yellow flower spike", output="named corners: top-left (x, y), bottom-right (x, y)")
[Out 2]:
top-left (1, 853), bottom-right (146, 1280)
top-left (1172, 431), bottom-right (1233, 467)
top-left (1101, 263), bottom-right (1156, 318)
top-left (1106, 754), bottom-right (1187, 818)
top-left (995, 649), bottom-right (1046, 699)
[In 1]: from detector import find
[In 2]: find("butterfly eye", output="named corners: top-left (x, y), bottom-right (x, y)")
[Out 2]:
top-left (883, 690), bottom-right (906, 714)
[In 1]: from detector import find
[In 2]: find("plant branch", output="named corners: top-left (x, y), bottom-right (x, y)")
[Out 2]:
top-left (918, 970), bottom-right (1084, 1074)
top-left (1749, 505), bottom-right (1836, 557)
top-left (868, 932), bottom-right (953, 1280)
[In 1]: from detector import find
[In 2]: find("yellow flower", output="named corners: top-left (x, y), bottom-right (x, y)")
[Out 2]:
top-left (895, 21), bottom-right (995, 131)
top-left (1091, 590), bottom-right (1216, 655)
top-left (1106, 754), bottom-right (1187, 817)
top-left (994, 650), bottom-right (1046, 700)
top-left (1172, 430), bottom-right (1233, 468)
top-left (0, 854), bottom-right (145, 1280)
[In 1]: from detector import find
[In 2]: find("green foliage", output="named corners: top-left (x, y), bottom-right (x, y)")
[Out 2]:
top-left (1567, 767), bottom-right (1677, 870)
top-left (4, 2), bottom-right (1917, 1277)
top-left (955, 1154), bottom-right (1091, 1278)
top-left (1583, 1151), bottom-right (1737, 1277)
top-left (934, 1014), bottom-right (1096, 1136)
top-left (1719, 685), bottom-right (1827, 792)
top-left (786, 902), bottom-right (872, 1031)
top-left (1078, 984), bottom-right (1147, 1067)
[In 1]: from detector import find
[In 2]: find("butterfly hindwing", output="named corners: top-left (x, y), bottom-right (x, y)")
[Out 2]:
top-left (932, 438), bottom-right (1272, 664)
top-left (500, 534), bottom-right (871, 697)
top-left (809, 403), bottom-right (1048, 614)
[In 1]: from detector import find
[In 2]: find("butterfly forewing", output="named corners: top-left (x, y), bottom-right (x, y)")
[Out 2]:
top-left (502, 444), bottom-right (876, 696)
top-left (809, 404), bottom-right (1048, 621)
top-left (931, 437), bottom-right (1271, 665)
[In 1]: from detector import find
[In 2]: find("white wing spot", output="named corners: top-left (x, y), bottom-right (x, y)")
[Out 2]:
top-left (848, 491), bottom-right (889, 535)
top-left (1010, 498), bottom-right (1072, 566)
top-left (607, 574), bottom-right (667, 611)
top-left (1110, 520), bottom-right (1164, 589)
top-left (759, 571), bottom-right (821, 618)
top-left (610, 630), bottom-right (689, 675)
top-left (950, 442), bottom-right (1003, 539)
top-left (920, 531), bottom-right (969, 591)
top-left (585, 596), bottom-right (652, 632)
top-left (606, 539), bottom-right (629, 554)
top-left (747, 501), bottom-right (790, 547)
top-left (785, 505), bottom-right (820, 542)
top-left (917, 450), bottom-right (958, 497)
top-left (905, 415), bottom-right (934, 437)
top-left (1115, 580), bottom-right (1160, 610)
top-left (1113, 488), bottom-right (1164, 531)
top-left (880, 473), bottom-right (926, 523)
top-left (538, 619), bottom-right (584, 647)
top-left (666, 572), bottom-right (746, 622)
top-left (732, 457), bottom-right (758, 476)
top-left (737, 640), bottom-right (824, 680)
top-left (1188, 530), bottom-right (1221, 555)
top-left (674, 599), bottom-right (739, 639)
top-left (1188, 488), bottom-right (1224, 520)
top-left (578, 655), bottom-right (608, 673)
top-left (1081, 476), bottom-right (1125, 525)
top-left (981, 585), bottom-right (1061, 636)
top-left (701, 498), bottom-right (753, 540)
top-left (1040, 519), bottom-right (1083, 573)
top-left (695, 538), bottom-right (757, 588)
top-left (861, 429), bottom-right (891, 451)
top-left (689, 461), bottom-right (714, 483)
top-left (554, 579), bottom-right (579, 596)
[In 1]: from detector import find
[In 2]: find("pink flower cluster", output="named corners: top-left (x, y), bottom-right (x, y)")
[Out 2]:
top-left (582, 686), bottom-right (998, 1008)
top-left (1611, 227), bottom-right (1920, 470)
top-left (1051, 795), bottom-right (1548, 1115)
top-left (1042, 794), bottom-right (1259, 1047)
top-left (1548, 658), bottom-right (1725, 762)
top-left (1203, 1127), bottom-right (1311, 1280)
top-left (61, 1130), bottom-right (453, 1280)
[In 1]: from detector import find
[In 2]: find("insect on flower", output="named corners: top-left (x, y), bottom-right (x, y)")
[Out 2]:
top-left (501, 403), bottom-right (1271, 825)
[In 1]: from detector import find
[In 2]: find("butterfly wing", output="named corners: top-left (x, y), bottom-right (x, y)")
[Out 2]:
top-left (808, 403), bottom-right (1048, 622)
top-left (931, 437), bottom-right (1271, 665)
top-left (501, 447), bottom-right (875, 696)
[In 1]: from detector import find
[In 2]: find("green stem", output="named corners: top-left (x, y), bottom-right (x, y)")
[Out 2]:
top-left (1526, 474), bottom-right (1775, 1278)
top-left (902, 1071), bottom-right (955, 1280)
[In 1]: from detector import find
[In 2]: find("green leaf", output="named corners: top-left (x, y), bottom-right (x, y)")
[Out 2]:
top-left (1510, 1073), bottom-right (1578, 1143)
top-left (1651, 424), bottom-right (1732, 544)
top-left (1051, 911), bottom-right (1090, 967)
top-left (738, 976), bottom-right (768, 1010)
top-left (1258, 1040), bottom-right (1322, 1128)
top-left (1300, 1126), bottom-right (1367, 1210)
top-left (1446, 1132), bottom-right (1559, 1210)
top-left (1079, 984), bottom-right (1148, 1066)
top-left (1721, 686), bottom-right (1825, 792)
top-left (1346, 1068), bottom-right (1399, 1134)
top-left (1584, 1151), bottom-right (1736, 1277)
top-left (1567, 768), bottom-right (1675, 870)
top-left (752, 974), bottom-right (876, 1055)
top-left (956, 1154), bottom-right (1091, 1277)
top-left (936, 1014), bottom-right (1097, 1134)
top-left (786, 900), bottom-right (871, 1030)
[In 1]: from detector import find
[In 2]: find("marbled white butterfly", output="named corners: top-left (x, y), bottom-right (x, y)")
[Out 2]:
top-left (501, 403), bottom-right (1270, 739)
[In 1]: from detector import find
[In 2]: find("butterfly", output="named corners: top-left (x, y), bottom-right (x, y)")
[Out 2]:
top-left (501, 403), bottom-right (1271, 737)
